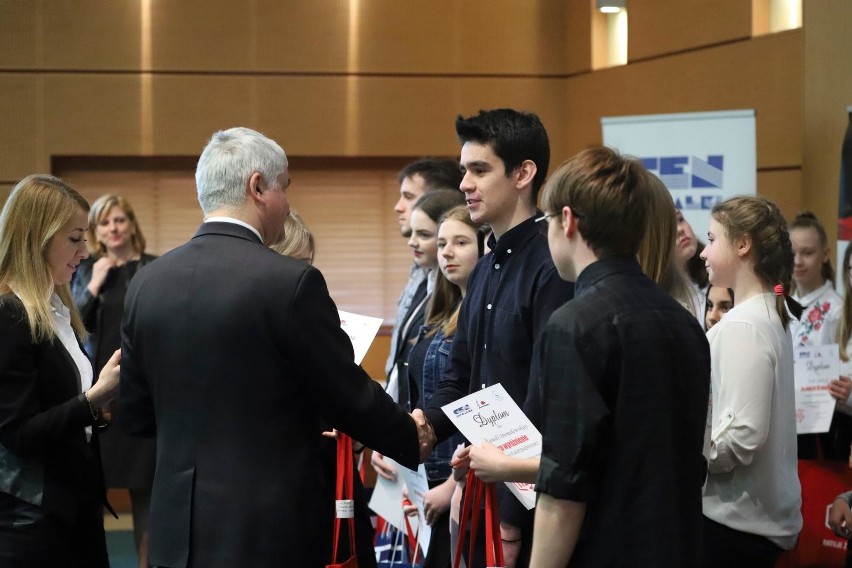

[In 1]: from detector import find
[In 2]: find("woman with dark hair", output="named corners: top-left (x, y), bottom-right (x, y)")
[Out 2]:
top-left (71, 194), bottom-right (156, 568)
top-left (0, 175), bottom-right (121, 567)
top-left (705, 285), bottom-right (734, 331)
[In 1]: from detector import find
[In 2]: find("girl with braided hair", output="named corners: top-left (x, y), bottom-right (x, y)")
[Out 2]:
top-left (699, 196), bottom-right (803, 567)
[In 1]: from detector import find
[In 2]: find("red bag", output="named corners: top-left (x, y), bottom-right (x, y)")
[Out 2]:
top-left (327, 434), bottom-right (358, 568)
top-left (776, 459), bottom-right (852, 568)
top-left (453, 469), bottom-right (504, 568)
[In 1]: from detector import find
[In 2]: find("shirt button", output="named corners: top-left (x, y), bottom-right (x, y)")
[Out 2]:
top-left (483, 343), bottom-right (487, 350)
top-left (507, 249), bottom-right (512, 254)
top-left (487, 304), bottom-right (492, 310)
top-left (495, 264), bottom-right (501, 270)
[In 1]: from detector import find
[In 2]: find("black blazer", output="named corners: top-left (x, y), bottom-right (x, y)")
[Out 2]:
top-left (0, 296), bottom-right (106, 525)
top-left (119, 222), bottom-right (419, 568)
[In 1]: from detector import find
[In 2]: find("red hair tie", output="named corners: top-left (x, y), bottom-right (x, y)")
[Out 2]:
top-left (773, 284), bottom-right (784, 296)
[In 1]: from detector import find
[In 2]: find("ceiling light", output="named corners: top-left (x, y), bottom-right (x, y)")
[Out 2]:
top-left (596, 0), bottom-right (626, 13)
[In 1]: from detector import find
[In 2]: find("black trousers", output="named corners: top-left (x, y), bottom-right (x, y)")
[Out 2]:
top-left (701, 516), bottom-right (783, 568)
top-left (0, 491), bottom-right (108, 568)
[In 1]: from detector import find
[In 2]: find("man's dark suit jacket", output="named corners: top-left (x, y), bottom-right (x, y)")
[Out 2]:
top-left (119, 222), bottom-right (419, 568)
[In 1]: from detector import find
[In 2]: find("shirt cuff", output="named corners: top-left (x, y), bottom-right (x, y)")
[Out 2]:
top-left (535, 454), bottom-right (591, 502)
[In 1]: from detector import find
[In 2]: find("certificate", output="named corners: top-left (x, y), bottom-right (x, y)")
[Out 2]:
top-left (367, 461), bottom-right (407, 532)
top-left (338, 310), bottom-right (384, 365)
top-left (367, 457), bottom-right (428, 551)
top-left (794, 344), bottom-right (839, 434)
top-left (398, 463), bottom-right (432, 554)
top-left (440, 383), bottom-right (541, 510)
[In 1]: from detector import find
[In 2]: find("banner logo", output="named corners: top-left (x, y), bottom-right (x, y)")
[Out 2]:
top-left (641, 155), bottom-right (725, 190)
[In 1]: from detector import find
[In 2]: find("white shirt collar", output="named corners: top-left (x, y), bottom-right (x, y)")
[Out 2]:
top-left (204, 216), bottom-right (263, 243)
top-left (793, 280), bottom-right (835, 309)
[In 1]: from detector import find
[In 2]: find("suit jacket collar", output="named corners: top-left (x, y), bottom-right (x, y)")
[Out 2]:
top-left (194, 221), bottom-right (263, 244)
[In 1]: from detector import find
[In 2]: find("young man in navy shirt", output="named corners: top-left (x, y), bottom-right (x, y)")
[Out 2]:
top-left (417, 109), bottom-right (574, 567)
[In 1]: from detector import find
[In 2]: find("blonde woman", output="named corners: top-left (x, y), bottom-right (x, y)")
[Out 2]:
top-left (270, 211), bottom-right (315, 262)
top-left (71, 194), bottom-right (156, 568)
top-left (0, 175), bottom-right (121, 567)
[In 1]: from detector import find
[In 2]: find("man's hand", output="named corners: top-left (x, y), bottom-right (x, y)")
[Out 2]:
top-left (411, 409), bottom-right (436, 462)
top-left (370, 451), bottom-right (397, 481)
top-left (829, 497), bottom-right (852, 539)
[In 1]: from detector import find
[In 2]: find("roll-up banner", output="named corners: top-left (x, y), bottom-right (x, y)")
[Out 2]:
top-left (836, 106), bottom-right (852, 287)
top-left (601, 109), bottom-right (757, 244)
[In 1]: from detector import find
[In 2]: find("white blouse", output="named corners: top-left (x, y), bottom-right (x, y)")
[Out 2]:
top-left (791, 280), bottom-right (842, 348)
top-left (50, 292), bottom-right (94, 438)
top-left (703, 293), bottom-right (802, 549)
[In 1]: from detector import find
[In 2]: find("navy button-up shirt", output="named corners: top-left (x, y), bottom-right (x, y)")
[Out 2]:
top-left (425, 214), bottom-right (574, 439)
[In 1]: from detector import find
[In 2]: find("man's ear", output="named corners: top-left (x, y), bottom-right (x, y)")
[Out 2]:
top-left (247, 172), bottom-right (264, 203)
top-left (515, 160), bottom-right (537, 190)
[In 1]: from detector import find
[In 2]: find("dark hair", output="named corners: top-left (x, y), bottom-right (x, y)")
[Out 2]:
top-left (712, 196), bottom-right (803, 330)
top-left (838, 241), bottom-right (852, 361)
top-left (455, 109), bottom-right (550, 202)
top-left (411, 189), bottom-right (466, 224)
top-left (790, 210), bottom-right (835, 286)
top-left (541, 146), bottom-right (653, 259)
top-left (704, 285), bottom-right (735, 331)
top-left (397, 158), bottom-right (463, 191)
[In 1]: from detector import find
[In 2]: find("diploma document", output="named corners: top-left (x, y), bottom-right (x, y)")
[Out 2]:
top-left (794, 344), bottom-right (839, 434)
top-left (338, 310), bottom-right (384, 365)
top-left (440, 383), bottom-right (541, 509)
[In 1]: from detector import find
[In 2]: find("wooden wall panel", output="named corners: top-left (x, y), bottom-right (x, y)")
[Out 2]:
top-left (0, 0), bottom-right (576, 75)
top-left (564, 30), bottom-right (802, 169)
top-left (0, 71), bottom-right (569, 177)
top-left (0, 183), bottom-right (13, 205)
top-left (757, 168), bottom-right (802, 218)
top-left (628, 0), bottom-right (752, 61)
top-left (0, 1), bottom-right (143, 70)
top-left (0, 75), bottom-right (46, 182)
top-left (802, 0), bottom-right (852, 246)
top-left (566, 1), bottom-right (593, 75)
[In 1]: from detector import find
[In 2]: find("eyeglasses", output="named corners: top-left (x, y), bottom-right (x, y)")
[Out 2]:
top-left (535, 209), bottom-right (584, 235)
top-left (535, 212), bottom-right (558, 235)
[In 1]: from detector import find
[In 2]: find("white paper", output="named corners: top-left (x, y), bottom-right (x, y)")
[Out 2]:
top-left (398, 462), bottom-right (432, 555)
top-left (338, 310), bottom-right (384, 365)
top-left (440, 383), bottom-right (541, 509)
top-left (367, 458), bottom-right (427, 554)
top-left (794, 344), bottom-right (840, 434)
top-left (368, 470), bottom-right (406, 532)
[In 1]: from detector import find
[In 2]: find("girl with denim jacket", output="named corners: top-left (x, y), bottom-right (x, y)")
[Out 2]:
top-left (406, 205), bottom-right (485, 568)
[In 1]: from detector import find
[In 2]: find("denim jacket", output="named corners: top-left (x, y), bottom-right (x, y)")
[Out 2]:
top-left (417, 325), bottom-right (466, 482)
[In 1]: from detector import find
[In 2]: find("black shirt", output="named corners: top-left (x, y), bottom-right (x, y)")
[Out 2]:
top-left (535, 255), bottom-right (710, 567)
top-left (425, 214), bottom-right (574, 437)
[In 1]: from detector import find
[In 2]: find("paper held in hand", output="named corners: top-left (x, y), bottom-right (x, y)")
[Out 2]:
top-left (794, 344), bottom-right (839, 435)
top-left (338, 310), bottom-right (384, 365)
top-left (440, 383), bottom-right (541, 510)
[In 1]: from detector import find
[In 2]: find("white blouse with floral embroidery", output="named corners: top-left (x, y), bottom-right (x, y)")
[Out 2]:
top-left (791, 281), bottom-right (842, 348)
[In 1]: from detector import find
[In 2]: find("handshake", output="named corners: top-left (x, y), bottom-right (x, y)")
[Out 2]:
top-left (410, 409), bottom-right (437, 462)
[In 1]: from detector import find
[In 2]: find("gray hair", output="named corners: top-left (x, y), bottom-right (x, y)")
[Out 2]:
top-left (195, 127), bottom-right (288, 214)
